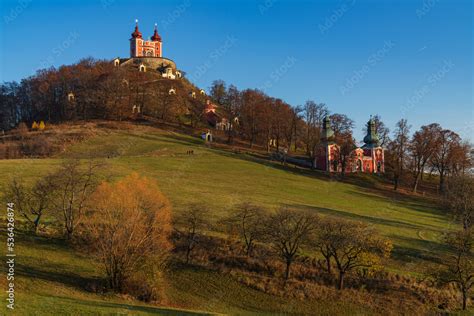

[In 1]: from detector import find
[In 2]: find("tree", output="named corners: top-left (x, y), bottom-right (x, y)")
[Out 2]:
top-left (330, 113), bottom-right (355, 176)
top-left (224, 203), bottom-right (265, 256)
top-left (81, 173), bottom-right (172, 293)
top-left (240, 89), bottom-right (268, 148)
top-left (264, 208), bottom-right (317, 280)
top-left (387, 119), bottom-right (411, 190)
top-left (223, 84), bottom-right (242, 144)
top-left (51, 159), bottom-right (101, 239)
top-left (434, 229), bottom-right (473, 310)
top-left (334, 131), bottom-right (356, 177)
top-left (209, 79), bottom-right (227, 105)
top-left (443, 175), bottom-right (474, 230)
top-left (318, 218), bottom-right (392, 290)
top-left (175, 204), bottom-right (209, 264)
top-left (409, 123), bottom-right (442, 192)
top-left (7, 176), bottom-right (57, 233)
top-left (430, 129), bottom-right (462, 193)
top-left (302, 101), bottom-right (328, 163)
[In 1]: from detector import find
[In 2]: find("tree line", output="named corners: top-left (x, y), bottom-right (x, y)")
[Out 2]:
top-left (1, 59), bottom-right (472, 192)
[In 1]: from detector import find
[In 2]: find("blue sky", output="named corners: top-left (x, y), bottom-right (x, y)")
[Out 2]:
top-left (1, 0), bottom-right (472, 142)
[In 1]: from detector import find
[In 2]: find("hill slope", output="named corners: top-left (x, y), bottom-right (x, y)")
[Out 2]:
top-left (0, 122), bottom-right (456, 314)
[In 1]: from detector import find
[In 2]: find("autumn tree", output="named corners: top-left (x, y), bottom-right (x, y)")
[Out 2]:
top-left (285, 105), bottom-right (303, 152)
top-left (434, 228), bottom-right (473, 310)
top-left (386, 119), bottom-right (411, 190)
top-left (430, 128), bottom-right (462, 192)
top-left (174, 204), bottom-right (209, 264)
top-left (263, 208), bottom-right (317, 280)
top-left (330, 113), bottom-right (355, 176)
top-left (317, 218), bottom-right (392, 290)
top-left (409, 123), bottom-right (442, 192)
top-left (240, 89), bottom-right (268, 147)
top-left (443, 175), bottom-right (474, 230)
top-left (303, 101), bottom-right (328, 163)
top-left (224, 202), bottom-right (265, 256)
top-left (209, 79), bottom-right (227, 105)
top-left (223, 84), bottom-right (242, 144)
top-left (80, 173), bottom-right (172, 294)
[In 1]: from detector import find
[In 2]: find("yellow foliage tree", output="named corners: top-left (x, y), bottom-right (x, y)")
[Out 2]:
top-left (81, 173), bottom-right (172, 295)
top-left (38, 121), bottom-right (45, 130)
top-left (31, 121), bottom-right (38, 129)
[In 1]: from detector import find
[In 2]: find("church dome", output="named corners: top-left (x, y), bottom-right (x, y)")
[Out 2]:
top-left (151, 24), bottom-right (161, 41)
top-left (131, 21), bottom-right (142, 39)
top-left (321, 116), bottom-right (335, 143)
top-left (363, 118), bottom-right (380, 148)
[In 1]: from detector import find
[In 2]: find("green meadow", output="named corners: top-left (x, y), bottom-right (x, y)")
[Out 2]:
top-left (0, 125), bottom-right (456, 314)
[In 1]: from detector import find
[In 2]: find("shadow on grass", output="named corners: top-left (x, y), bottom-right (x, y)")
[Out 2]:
top-left (389, 235), bottom-right (447, 264)
top-left (346, 189), bottom-right (446, 218)
top-left (287, 204), bottom-right (424, 230)
top-left (44, 295), bottom-right (213, 315)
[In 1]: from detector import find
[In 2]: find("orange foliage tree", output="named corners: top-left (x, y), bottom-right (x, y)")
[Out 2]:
top-left (81, 173), bottom-right (172, 295)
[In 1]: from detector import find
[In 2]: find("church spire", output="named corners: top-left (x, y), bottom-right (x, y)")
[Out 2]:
top-left (151, 23), bottom-right (162, 42)
top-left (131, 19), bottom-right (142, 39)
top-left (321, 116), bottom-right (335, 144)
top-left (363, 117), bottom-right (380, 148)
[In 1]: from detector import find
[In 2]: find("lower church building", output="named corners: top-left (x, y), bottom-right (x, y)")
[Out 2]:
top-left (314, 117), bottom-right (384, 173)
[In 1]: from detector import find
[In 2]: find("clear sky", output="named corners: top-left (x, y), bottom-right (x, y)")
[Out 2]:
top-left (1, 0), bottom-right (472, 143)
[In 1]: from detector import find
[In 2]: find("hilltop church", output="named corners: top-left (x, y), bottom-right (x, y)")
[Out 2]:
top-left (314, 117), bottom-right (384, 173)
top-left (112, 20), bottom-right (181, 79)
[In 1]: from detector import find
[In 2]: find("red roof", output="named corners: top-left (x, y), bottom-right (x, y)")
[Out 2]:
top-left (151, 25), bottom-right (162, 41)
top-left (131, 22), bottom-right (142, 39)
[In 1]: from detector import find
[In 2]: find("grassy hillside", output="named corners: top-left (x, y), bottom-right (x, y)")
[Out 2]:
top-left (0, 122), bottom-right (458, 314)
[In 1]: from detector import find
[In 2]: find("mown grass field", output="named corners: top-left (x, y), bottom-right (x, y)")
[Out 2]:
top-left (0, 123), bottom-right (458, 314)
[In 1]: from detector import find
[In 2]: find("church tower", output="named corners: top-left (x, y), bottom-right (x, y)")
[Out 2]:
top-left (362, 117), bottom-right (384, 173)
top-left (315, 116), bottom-right (338, 172)
top-left (130, 20), bottom-right (162, 58)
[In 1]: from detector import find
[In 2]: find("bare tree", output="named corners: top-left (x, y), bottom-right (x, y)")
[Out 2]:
top-left (443, 175), bottom-right (474, 230)
top-left (175, 204), bottom-right (209, 264)
top-left (264, 208), bottom-right (317, 280)
top-left (7, 176), bottom-right (57, 233)
top-left (317, 218), bottom-right (392, 290)
top-left (224, 202), bottom-right (265, 256)
top-left (81, 173), bottom-right (172, 293)
top-left (51, 158), bottom-right (102, 239)
top-left (434, 228), bottom-right (473, 310)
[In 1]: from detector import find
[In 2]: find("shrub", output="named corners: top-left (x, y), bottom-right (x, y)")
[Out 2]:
top-left (80, 173), bottom-right (173, 298)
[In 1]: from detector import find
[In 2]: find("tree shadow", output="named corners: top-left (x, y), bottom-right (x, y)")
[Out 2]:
top-left (44, 295), bottom-right (213, 315)
top-left (286, 204), bottom-right (424, 230)
top-left (16, 263), bottom-right (103, 291)
top-left (389, 235), bottom-right (446, 264)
